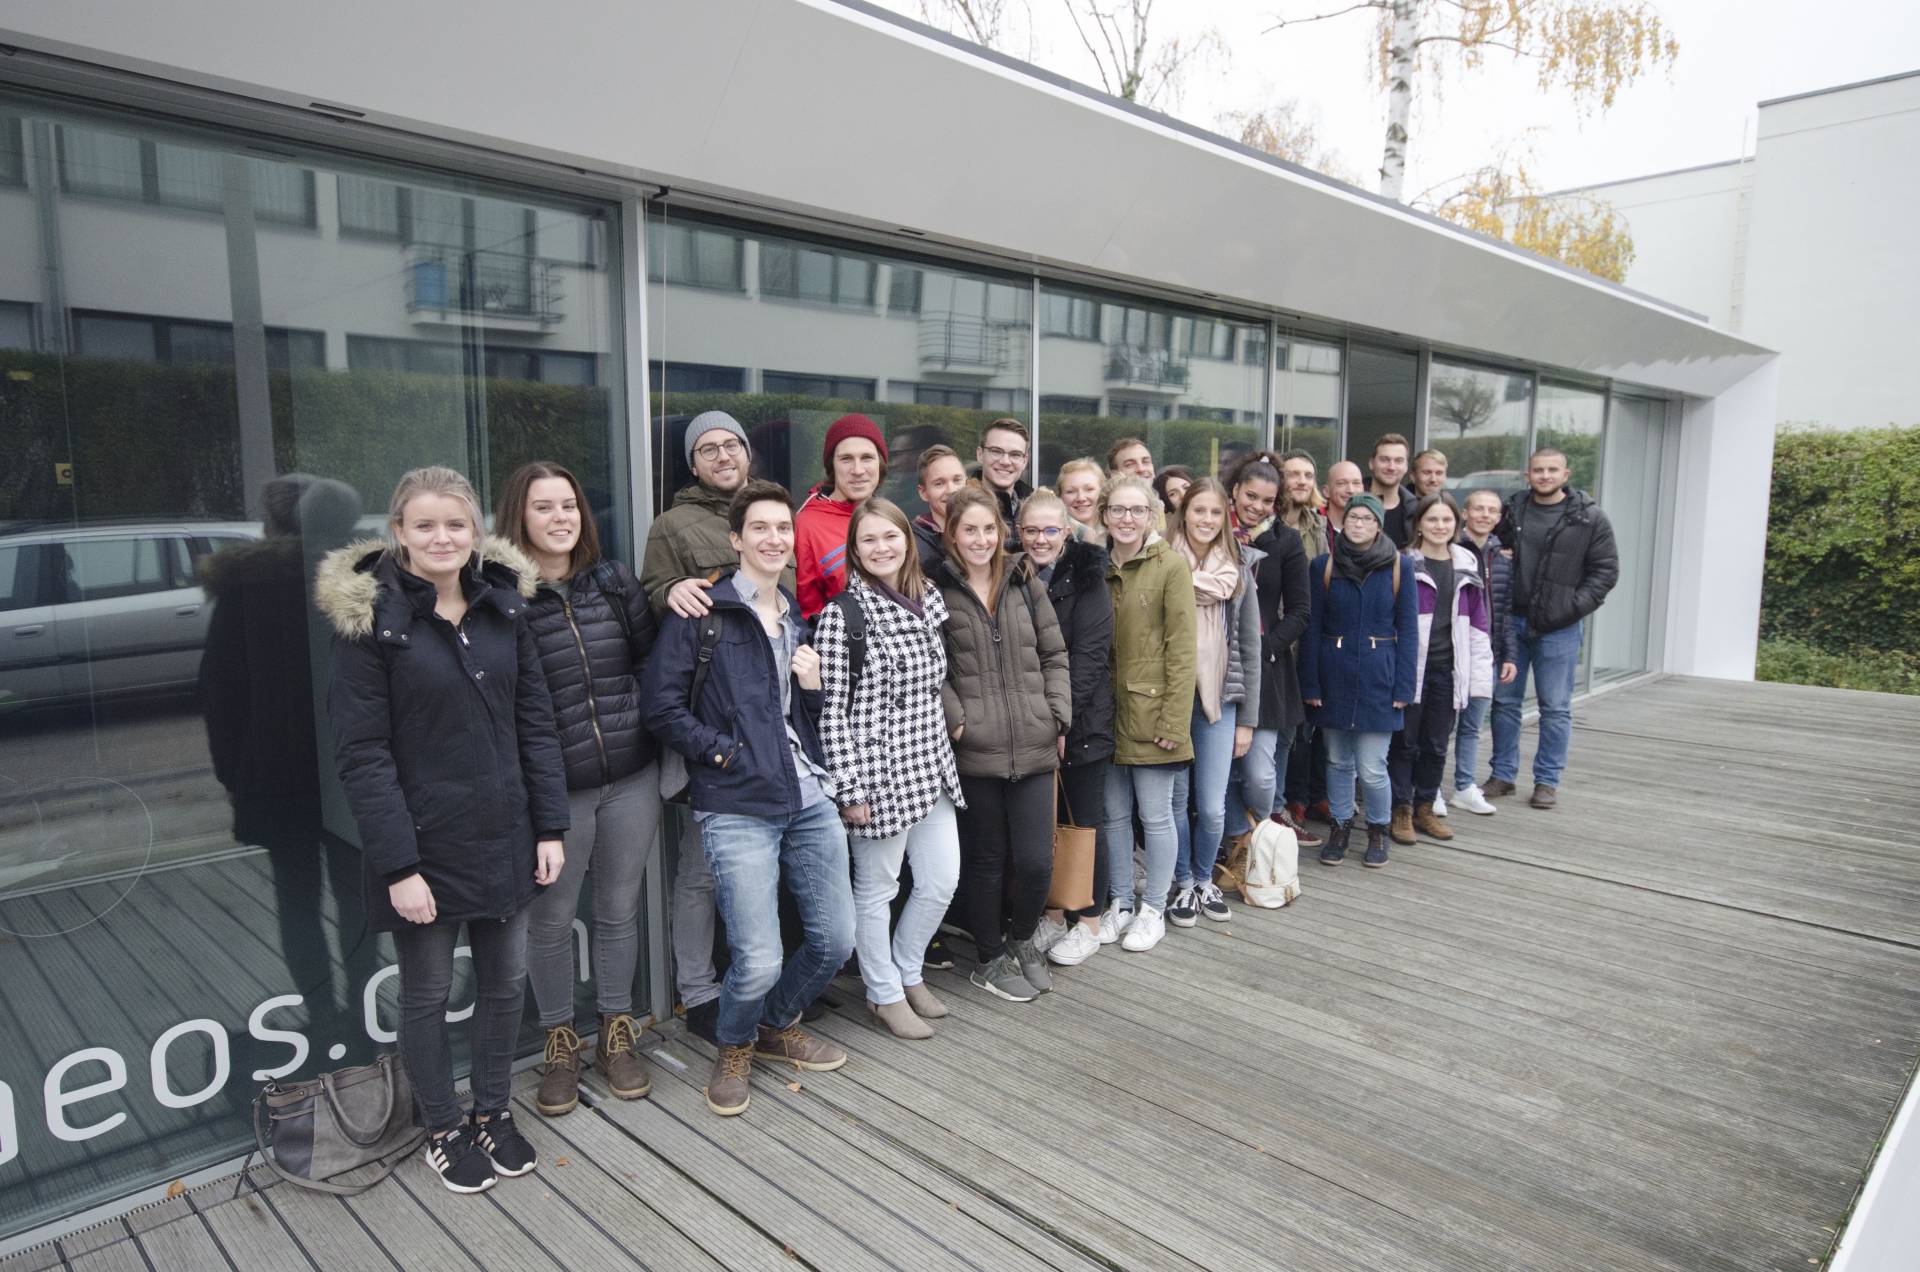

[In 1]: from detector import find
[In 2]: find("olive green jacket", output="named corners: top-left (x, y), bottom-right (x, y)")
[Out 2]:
top-left (640, 482), bottom-right (794, 620)
top-left (1107, 535), bottom-right (1197, 765)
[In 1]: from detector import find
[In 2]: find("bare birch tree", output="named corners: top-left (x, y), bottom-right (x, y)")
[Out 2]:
top-left (1269, 0), bottom-right (1679, 200)
top-left (1062, 0), bottom-right (1225, 110)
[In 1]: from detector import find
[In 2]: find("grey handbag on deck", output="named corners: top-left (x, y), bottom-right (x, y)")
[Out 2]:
top-left (250, 1053), bottom-right (424, 1195)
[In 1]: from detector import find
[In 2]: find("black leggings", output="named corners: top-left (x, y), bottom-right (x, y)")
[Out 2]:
top-left (391, 908), bottom-right (529, 1133)
top-left (957, 772), bottom-right (1055, 962)
top-left (1055, 759), bottom-right (1110, 923)
top-left (1390, 662), bottom-right (1458, 806)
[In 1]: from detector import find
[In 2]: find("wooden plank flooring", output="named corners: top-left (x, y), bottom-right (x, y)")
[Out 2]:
top-left (6, 676), bottom-right (1918, 1271)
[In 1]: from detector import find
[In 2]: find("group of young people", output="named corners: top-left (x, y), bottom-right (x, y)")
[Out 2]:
top-left (315, 408), bottom-right (1617, 1196)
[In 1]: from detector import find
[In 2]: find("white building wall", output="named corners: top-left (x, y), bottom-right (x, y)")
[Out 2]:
top-left (1575, 162), bottom-right (1746, 330)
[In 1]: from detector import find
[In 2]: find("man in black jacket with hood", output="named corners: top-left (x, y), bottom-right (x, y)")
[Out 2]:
top-left (1487, 447), bottom-right (1619, 809)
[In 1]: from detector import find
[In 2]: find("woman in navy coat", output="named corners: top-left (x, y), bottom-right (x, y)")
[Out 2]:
top-left (1300, 493), bottom-right (1418, 869)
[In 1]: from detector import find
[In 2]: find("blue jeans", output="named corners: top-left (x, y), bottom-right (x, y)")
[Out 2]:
top-left (1491, 615), bottom-right (1583, 788)
top-left (1453, 697), bottom-right (1491, 792)
top-left (1173, 700), bottom-right (1238, 889)
top-left (1104, 762), bottom-right (1180, 911)
top-left (699, 799), bottom-right (855, 1047)
top-left (1324, 729), bottom-right (1393, 827)
top-left (852, 796), bottom-right (960, 1005)
top-left (1225, 727), bottom-right (1288, 837)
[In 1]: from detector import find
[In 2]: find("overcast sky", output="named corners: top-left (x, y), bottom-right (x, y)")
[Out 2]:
top-left (873, 0), bottom-right (1920, 199)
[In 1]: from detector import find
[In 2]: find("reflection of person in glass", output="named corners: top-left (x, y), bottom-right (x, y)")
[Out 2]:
top-left (495, 461), bottom-right (661, 1119)
top-left (197, 473), bottom-right (365, 1040)
top-left (316, 466), bottom-right (570, 1196)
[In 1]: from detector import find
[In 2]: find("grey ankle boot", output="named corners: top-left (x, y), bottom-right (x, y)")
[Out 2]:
top-left (868, 998), bottom-right (934, 1039)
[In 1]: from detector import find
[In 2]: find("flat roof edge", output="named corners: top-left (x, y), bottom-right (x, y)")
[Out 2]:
top-left (1545, 156), bottom-right (1746, 198)
top-left (823, 0), bottom-right (1715, 327)
top-left (1759, 66), bottom-right (1920, 108)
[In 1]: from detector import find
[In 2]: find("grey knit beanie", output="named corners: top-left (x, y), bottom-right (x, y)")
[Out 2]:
top-left (684, 410), bottom-right (751, 466)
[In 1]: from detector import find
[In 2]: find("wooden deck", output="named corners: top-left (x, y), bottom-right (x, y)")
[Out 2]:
top-left (6, 675), bottom-right (1919, 1271)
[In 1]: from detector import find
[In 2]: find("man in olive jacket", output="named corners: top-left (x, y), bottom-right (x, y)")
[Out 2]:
top-left (1487, 447), bottom-right (1619, 810)
top-left (638, 410), bottom-right (793, 1043)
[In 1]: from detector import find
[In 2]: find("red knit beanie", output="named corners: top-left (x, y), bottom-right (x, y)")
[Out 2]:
top-left (822, 413), bottom-right (887, 471)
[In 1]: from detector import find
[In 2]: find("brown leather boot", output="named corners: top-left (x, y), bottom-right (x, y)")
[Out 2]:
top-left (1483, 778), bottom-right (1517, 798)
top-left (595, 1013), bottom-right (652, 1100)
top-left (1389, 804), bottom-right (1417, 846)
top-left (1413, 802), bottom-right (1453, 841)
top-left (753, 1022), bottom-right (848, 1072)
top-left (534, 1024), bottom-right (582, 1117)
top-left (706, 1043), bottom-right (753, 1116)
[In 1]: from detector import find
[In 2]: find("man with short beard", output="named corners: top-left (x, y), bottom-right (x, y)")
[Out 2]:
top-left (1411, 449), bottom-right (1450, 498)
top-left (1276, 450), bottom-right (1328, 560)
top-left (1368, 434), bottom-right (1416, 545)
top-left (794, 413), bottom-right (888, 618)
top-left (971, 418), bottom-right (1033, 549)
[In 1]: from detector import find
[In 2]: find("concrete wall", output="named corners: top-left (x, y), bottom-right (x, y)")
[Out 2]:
top-left (1572, 162), bottom-right (1746, 331)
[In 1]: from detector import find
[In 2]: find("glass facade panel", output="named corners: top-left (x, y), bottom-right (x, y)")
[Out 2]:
top-left (1535, 380), bottom-right (1607, 495)
top-left (0, 95), bottom-right (629, 1241)
top-left (1273, 334), bottom-right (1342, 474)
top-left (1344, 344), bottom-right (1418, 469)
top-left (1428, 359), bottom-right (1533, 500)
top-left (1591, 396), bottom-right (1668, 685)
top-left (1035, 283), bottom-right (1265, 490)
top-left (647, 208), bottom-right (1032, 520)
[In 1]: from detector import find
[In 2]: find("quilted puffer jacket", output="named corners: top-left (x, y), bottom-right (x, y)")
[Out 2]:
top-left (522, 559), bottom-right (660, 791)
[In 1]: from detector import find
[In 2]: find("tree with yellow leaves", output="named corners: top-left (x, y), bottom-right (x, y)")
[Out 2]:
top-left (1418, 155), bottom-right (1636, 282)
top-left (1269, 0), bottom-right (1679, 203)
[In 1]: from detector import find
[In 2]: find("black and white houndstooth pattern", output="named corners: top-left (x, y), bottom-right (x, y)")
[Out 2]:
top-left (816, 574), bottom-right (966, 840)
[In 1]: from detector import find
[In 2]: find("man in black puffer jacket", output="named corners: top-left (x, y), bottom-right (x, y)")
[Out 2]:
top-left (1488, 448), bottom-right (1619, 810)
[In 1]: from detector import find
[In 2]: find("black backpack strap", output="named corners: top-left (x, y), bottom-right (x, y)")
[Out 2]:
top-left (828, 591), bottom-right (868, 706)
top-left (593, 561), bottom-right (633, 642)
top-left (686, 610), bottom-right (724, 710)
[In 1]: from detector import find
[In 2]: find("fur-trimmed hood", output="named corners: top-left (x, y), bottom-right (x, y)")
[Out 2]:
top-left (314, 535), bottom-right (540, 639)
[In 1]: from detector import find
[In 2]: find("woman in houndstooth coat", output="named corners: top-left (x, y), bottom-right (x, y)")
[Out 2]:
top-left (815, 498), bottom-right (965, 1039)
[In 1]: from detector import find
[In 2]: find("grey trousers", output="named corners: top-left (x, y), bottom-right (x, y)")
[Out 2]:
top-left (526, 763), bottom-right (661, 1028)
top-left (671, 816), bottom-right (722, 1009)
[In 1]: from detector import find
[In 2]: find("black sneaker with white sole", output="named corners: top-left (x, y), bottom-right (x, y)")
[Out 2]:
top-left (923, 935), bottom-right (956, 970)
top-left (426, 1125), bottom-right (497, 1193)
top-left (471, 1108), bottom-right (537, 1177)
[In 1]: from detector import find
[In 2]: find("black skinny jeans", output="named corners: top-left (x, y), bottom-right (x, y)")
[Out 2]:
top-left (391, 908), bottom-right (530, 1134)
top-left (957, 771), bottom-right (1055, 962)
top-left (1056, 759), bottom-right (1110, 923)
top-left (1389, 661), bottom-right (1458, 807)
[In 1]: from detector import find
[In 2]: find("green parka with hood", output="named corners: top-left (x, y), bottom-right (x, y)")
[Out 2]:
top-left (1106, 534), bottom-right (1198, 766)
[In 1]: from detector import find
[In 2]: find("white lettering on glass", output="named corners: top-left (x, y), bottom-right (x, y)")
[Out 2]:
top-left (45, 1048), bottom-right (128, 1143)
top-left (248, 995), bottom-right (309, 1082)
top-left (150, 1020), bottom-right (230, 1110)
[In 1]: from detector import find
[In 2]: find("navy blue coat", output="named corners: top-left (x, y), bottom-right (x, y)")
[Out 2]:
top-left (1299, 552), bottom-right (1420, 734)
top-left (641, 575), bottom-right (829, 817)
top-left (318, 541), bottom-right (570, 934)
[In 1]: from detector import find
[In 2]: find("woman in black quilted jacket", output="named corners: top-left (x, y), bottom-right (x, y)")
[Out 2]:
top-left (496, 461), bottom-right (660, 1121)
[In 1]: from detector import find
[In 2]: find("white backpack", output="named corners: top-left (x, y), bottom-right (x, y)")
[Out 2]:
top-left (1239, 819), bottom-right (1300, 909)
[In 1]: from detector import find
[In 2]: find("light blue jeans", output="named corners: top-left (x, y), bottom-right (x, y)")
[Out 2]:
top-left (851, 796), bottom-right (960, 1005)
top-left (1172, 699), bottom-right (1238, 889)
top-left (1104, 762), bottom-right (1180, 912)
top-left (1225, 727), bottom-right (1288, 837)
top-left (699, 799), bottom-right (855, 1047)
top-left (1324, 729), bottom-right (1393, 827)
top-left (1491, 614), bottom-right (1584, 789)
top-left (1453, 697), bottom-right (1491, 792)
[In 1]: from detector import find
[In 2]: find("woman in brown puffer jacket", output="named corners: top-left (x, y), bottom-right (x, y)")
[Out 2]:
top-left (933, 486), bottom-right (1071, 1006)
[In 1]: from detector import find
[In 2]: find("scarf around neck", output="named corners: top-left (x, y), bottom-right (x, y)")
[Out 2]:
top-left (1332, 525), bottom-right (1397, 586)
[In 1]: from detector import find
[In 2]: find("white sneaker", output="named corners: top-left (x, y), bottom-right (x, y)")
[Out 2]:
top-left (1031, 913), bottom-right (1071, 954)
top-left (1450, 785), bottom-right (1498, 816)
top-left (1097, 901), bottom-right (1134, 945)
top-left (1432, 791), bottom-right (1448, 817)
top-left (1121, 905), bottom-right (1166, 952)
top-left (1048, 923), bottom-right (1101, 966)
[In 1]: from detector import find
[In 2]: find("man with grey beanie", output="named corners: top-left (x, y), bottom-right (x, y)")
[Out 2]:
top-left (639, 410), bottom-right (795, 1043)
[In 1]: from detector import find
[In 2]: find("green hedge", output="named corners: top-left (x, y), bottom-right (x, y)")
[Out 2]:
top-left (0, 351), bottom-right (613, 522)
top-left (1761, 426), bottom-right (1920, 658)
top-left (1756, 639), bottom-right (1920, 696)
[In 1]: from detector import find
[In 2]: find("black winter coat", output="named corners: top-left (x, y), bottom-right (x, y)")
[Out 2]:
top-left (524, 560), bottom-right (660, 790)
top-left (1499, 488), bottom-right (1620, 635)
top-left (1460, 534), bottom-right (1519, 669)
top-left (641, 575), bottom-right (830, 817)
top-left (1044, 538), bottom-right (1115, 768)
top-left (1248, 526), bottom-right (1311, 733)
top-left (318, 538), bottom-right (570, 934)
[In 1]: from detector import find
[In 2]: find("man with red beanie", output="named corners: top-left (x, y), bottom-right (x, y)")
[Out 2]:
top-left (794, 413), bottom-right (888, 617)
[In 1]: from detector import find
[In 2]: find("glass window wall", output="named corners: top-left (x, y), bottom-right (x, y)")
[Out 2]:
top-left (1590, 396), bottom-right (1669, 685)
top-left (1535, 380), bottom-right (1607, 495)
top-left (1344, 344), bottom-right (1418, 471)
top-left (1035, 283), bottom-right (1265, 490)
top-left (0, 95), bottom-right (629, 1241)
top-left (1427, 358), bottom-right (1533, 500)
top-left (646, 208), bottom-right (1032, 521)
top-left (1273, 333), bottom-right (1342, 475)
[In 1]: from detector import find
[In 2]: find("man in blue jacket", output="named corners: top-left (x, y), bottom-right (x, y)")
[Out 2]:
top-left (642, 480), bottom-right (855, 1118)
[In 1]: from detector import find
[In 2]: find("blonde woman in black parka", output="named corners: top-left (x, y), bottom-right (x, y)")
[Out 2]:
top-left (932, 486), bottom-right (1072, 1005)
top-left (319, 466), bottom-right (569, 1196)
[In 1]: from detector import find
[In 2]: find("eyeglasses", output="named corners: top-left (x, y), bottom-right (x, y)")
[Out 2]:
top-left (693, 438), bottom-right (746, 462)
top-left (1105, 505), bottom-right (1152, 521)
top-left (1019, 525), bottom-right (1064, 539)
top-left (981, 445), bottom-right (1028, 465)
